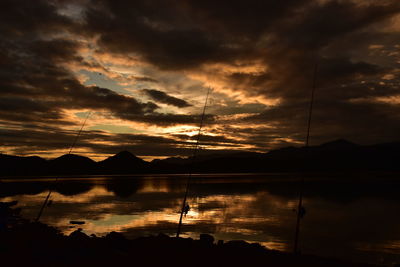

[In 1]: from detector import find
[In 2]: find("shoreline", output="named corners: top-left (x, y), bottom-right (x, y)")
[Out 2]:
top-left (1, 220), bottom-right (379, 267)
top-left (2, 171), bottom-right (400, 181)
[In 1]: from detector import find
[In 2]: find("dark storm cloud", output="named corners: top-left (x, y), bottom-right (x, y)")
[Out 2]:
top-left (83, 3), bottom-right (218, 70)
top-left (82, 0), bottom-right (400, 72)
top-left (205, 124), bottom-right (303, 151)
top-left (83, 0), bottom-right (325, 70)
top-left (133, 76), bottom-right (159, 83)
top-left (278, 1), bottom-right (400, 48)
top-left (0, 0), bottom-right (75, 36)
top-left (82, 0), bottom-right (400, 98)
top-left (212, 1), bottom-right (400, 146)
top-left (115, 112), bottom-right (215, 127)
top-left (0, 97), bottom-right (69, 125)
top-left (0, 0), bottom-right (215, 130)
top-left (245, 95), bottom-right (400, 146)
top-left (0, 0), bottom-right (153, 123)
top-left (143, 89), bottom-right (191, 108)
top-left (1, 0), bottom-right (400, 157)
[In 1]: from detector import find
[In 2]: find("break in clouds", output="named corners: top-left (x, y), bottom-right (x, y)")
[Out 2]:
top-left (1, 0), bottom-right (400, 159)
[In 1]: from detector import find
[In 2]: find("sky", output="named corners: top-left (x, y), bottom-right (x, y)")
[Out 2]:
top-left (1, 0), bottom-right (400, 160)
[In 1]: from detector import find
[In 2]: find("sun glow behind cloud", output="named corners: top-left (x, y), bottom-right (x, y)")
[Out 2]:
top-left (1, 0), bottom-right (400, 159)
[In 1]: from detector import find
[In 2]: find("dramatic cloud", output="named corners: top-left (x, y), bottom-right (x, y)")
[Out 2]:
top-left (1, 0), bottom-right (400, 159)
top-left (143, 89), bottom-right (191, 108)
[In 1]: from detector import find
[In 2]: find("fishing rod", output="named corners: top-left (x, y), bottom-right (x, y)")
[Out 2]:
top-left (176, 87), bottom-right (211, 238)
top-left (35, 111), bottom-right (92, 222)
top-left (293, 62), bottom-right (318, 253)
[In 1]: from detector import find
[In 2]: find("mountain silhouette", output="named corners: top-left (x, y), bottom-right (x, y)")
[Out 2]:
top-left (0, 154), bottom-right (47, 176)
top-left (2, 139), bottom-right (400, 176)
top-left (98, 150), bottom-right (148, 173)
top-left (318, 139), bottom-right (359, 150)
top-left (49, 154), bottom-right (97, 174)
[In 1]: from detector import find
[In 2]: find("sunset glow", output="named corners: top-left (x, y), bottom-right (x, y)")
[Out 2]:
top-left (1, 0), bottom-right (400, 160)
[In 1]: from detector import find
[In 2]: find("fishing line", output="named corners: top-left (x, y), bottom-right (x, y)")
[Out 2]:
top-left (35, 111), bottom-right (92, 222)
top-left (293, 61), bottom-right (318, 253)
top-left (176, 87), bottom-right (211, 238)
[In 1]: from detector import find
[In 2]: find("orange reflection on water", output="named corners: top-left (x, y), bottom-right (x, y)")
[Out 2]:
top-left (356, 240), bottom-right (400, 255)
top-left (0, 177), bottom-right (297, 254)
top-left (30, 187), bottom-right (291, 247)
top-left (1, 185), bottom-right (114, 210)
top-left (137, 178), bottom-right (172, 193)
top-left (3, 174), bottom-right (398, 265)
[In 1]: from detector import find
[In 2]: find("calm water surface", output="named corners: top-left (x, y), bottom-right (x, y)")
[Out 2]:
top-left (1, 173), bottom-right (399, 265)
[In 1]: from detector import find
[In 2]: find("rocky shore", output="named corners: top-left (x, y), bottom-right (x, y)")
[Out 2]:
top-left (1, 220), bottom-right (379, 267)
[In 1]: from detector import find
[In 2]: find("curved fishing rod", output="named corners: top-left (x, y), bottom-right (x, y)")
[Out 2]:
top-left (35, 111), bottom-right (92, 222)
top-left (293, 62), bottom-right (318, 253)
top-left (176, 87), bottom-right (211, 238)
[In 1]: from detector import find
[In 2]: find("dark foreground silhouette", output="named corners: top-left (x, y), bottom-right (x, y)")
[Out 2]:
top-left (1, 203), bottom-right (378, 267)
top-left (2, 225), bottom-right (380, 267)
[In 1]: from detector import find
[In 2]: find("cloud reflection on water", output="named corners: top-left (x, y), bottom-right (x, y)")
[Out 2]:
top-left (1, 174), bottom-right (399, 264)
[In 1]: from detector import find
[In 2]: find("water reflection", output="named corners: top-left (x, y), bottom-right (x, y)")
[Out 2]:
top-left (105, 178), bottom-right (144, 198)
top-left (1, 174), bottom-right (399, 265)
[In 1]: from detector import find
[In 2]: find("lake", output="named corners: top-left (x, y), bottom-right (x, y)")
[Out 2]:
top-left (1, 173), bottom-right (399, 265)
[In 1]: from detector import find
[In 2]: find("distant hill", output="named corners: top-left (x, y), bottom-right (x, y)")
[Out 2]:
top-left (98, 151), bottom-right (148, 173)
top-left (318, 139), bottom-right (359, 150)
top-left (49, 154), bottom-right (97, 174)
top-left (0, 154), bottom-right (47, 176)
top-left (1, 139), bottom-right (400, 177)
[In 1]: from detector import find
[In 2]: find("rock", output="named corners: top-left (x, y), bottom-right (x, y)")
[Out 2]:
top-left (105, 231), bottom-right (126, 241)
top-left (69, 228), bottom-right (90, 241)
top-left (199, 233), bottom-right (214, 245)
top-left (157, 233), bottom-right (170, 239)
top-left (225, 240), bottom-right (249, 249)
